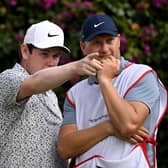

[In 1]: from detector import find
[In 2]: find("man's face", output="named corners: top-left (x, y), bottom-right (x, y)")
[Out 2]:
top-left (80, 34), bottom-right (120, 60)
top-left (21, 44), bottom-right (62, 74)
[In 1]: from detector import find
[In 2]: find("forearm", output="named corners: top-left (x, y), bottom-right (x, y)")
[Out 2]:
top-left (17, 53), bottom-right (103, 101)
top-left (29, 62), bottom-right (78, 92)
top-left (99, 79), bottom-right (141, 136)
top-left (17, 62), bottom-right (78, 100)
top-left (58, 121), bottom-right (113, 160)
top-left (112, 123), bottom-right (149, 144)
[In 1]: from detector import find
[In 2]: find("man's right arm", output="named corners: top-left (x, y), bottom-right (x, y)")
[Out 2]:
top-left (58, 122), bottom-right (148, 160)
top-left (57, 95), bottom-right (149, 160)
top-left (17, 53), bottom-right (102, 101)
top-left (57, 97), bottom-right (114, 160)
top-left (57, 121), bottom-right (114, 160)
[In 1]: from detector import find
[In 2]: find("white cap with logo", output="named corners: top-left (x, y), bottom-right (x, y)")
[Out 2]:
top-left (24, 20), bottom-right (70, 53)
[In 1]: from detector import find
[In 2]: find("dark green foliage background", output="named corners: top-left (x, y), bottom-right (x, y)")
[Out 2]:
top-left (0, 0), bottom-right (167, 166)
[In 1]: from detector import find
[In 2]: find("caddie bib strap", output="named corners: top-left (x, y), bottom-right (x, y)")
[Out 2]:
top-left (132, 136), bottom-right (157, 168)
top-left (73, 155), bottom-right (104, 168)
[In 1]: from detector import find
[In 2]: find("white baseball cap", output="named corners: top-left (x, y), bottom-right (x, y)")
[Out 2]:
top-left (24, 20), bottom-right (70, 53)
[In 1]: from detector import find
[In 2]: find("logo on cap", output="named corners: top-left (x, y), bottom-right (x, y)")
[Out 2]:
top-left (48, 33), bottom-right (59, 37)
top-left (93, 22), bottom-right (104, 28)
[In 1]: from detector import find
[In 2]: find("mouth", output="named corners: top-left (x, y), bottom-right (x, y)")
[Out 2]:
top-left (98, 55), bottom-right (112, 59)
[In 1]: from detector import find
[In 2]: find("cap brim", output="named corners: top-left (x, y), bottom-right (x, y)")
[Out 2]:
top-left (57, 46), bottom-right (71, 53)
top-left (84, 30), bottom-right (118, 41)
top-left (33, 43), bottom-right (71, 53)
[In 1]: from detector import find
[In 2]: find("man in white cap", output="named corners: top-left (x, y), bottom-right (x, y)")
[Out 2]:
top-left (0, 20), bottom-right (102, 168)
top-left (58, 14), bottom-right (167, 168)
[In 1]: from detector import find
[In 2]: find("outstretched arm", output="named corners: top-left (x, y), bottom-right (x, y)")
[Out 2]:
top-left (17, 53), bottom-right (102, 101)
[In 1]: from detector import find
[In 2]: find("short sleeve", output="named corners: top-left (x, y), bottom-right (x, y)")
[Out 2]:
top-left (125, 72), bottom-right (160, 111)
top-left (62, 98), bottom-right (76, 125)
top-left (0, 69), bottom-right (27, 106)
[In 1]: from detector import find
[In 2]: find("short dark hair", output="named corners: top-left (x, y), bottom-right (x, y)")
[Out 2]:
top-left (27, 44), bottom-right (36, 54)
top-left (18, 44), bottom-right (36, 63)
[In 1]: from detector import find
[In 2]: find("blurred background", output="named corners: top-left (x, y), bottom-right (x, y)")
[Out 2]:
top-left (0, 0), bottom-right (167, 167)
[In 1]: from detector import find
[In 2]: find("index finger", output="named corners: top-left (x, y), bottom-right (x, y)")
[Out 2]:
top-left (139, 127), bottom-right (149, 134)
top-left (86, 52), bottom-right (99, 60)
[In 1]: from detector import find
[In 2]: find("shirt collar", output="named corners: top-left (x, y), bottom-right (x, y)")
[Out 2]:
top-left (88, 75), bottom-right (98, 85)
top-left (14, 63), bottom-right (30, 76)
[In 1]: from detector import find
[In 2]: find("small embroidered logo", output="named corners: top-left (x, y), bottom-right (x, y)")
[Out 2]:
top-left (93, 22), bottom-right (104, 28)
top-left (48, 33), bottom-right (59, 37)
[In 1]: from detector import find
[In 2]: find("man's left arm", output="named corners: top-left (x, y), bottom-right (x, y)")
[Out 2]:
top-left (97, 57), bottom-right (159, 137)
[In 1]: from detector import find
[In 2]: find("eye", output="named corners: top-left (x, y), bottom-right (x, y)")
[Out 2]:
top-left (53, 55), bottom-right (60, 59)
top-left (107, 37), bottom-right (115, 44)
top-left (92, 40), bottom-right (101, 46)
top-left (40, 51), bottom-right (50, 58)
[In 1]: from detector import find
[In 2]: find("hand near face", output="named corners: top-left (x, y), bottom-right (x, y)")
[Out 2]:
top-left (97, 56), bottom-right (120, 82)
top-left (76, 52), bottom-right (103, 76)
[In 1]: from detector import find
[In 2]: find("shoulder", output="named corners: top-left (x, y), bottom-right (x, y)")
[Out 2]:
top-left (128, 63), bottom-right (152, 72)
top-left (125, 66), bottom-right (160, 108)
top-left (0, 63), bottom-right (28, 80)
top-left (0, 64), bottom-right (29, 94)
top-left (125, 63), bottom-right (158, 91)
top-left (0, 68), bottom-right (17, 87)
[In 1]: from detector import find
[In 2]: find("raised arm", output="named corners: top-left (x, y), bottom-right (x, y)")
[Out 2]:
top-left (97, 56), bottom-right (150, 137)
top-left (17, 53), bottom-right (102, 101)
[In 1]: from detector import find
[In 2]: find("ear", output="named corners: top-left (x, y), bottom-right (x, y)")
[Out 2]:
top-left (20, 43), bottom-right (30, 60)
top-left (80, 41), bottom-right (86, 54)
top-left (117, 34), bottom-right (120, 48)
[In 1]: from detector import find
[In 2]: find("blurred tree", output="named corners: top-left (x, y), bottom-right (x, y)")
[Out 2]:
top-left (0, 0), bottom-right (167, 167)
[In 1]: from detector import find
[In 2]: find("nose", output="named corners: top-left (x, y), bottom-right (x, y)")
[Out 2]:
top-left (102, 43), bottom-right (109, 51)
top-left (99, 43), bottom-right (109, 56)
